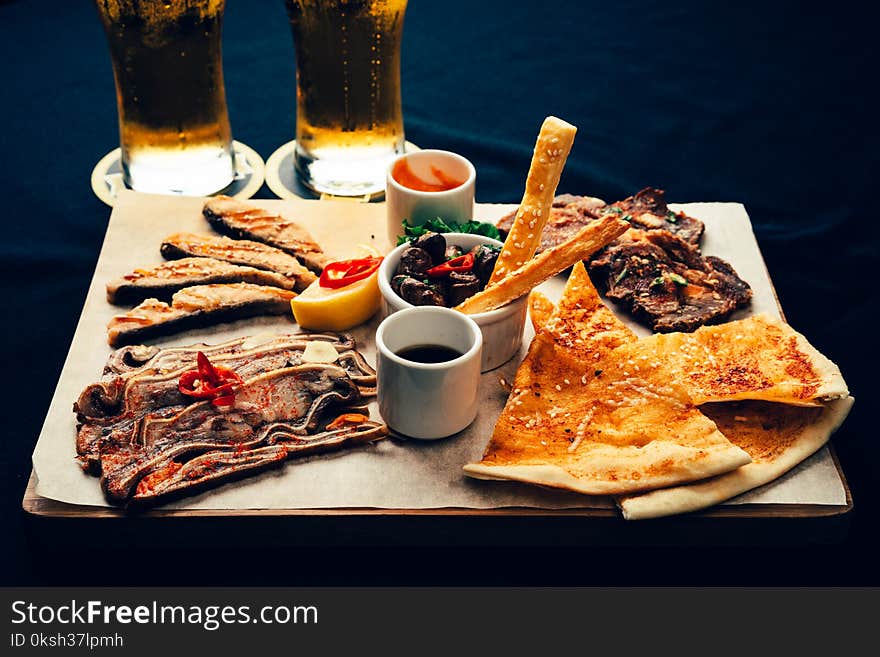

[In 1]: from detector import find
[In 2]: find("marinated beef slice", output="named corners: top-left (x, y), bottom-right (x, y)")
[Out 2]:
top-left (496, 188), bottom-right (751, 332)
top-left (590, 230), bottom-right (751, 332)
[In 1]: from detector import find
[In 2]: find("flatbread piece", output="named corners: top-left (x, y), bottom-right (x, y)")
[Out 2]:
top-left (464, 263), bottom-right (751, 494)
top-left (617, 396), bottom-right (854, 519)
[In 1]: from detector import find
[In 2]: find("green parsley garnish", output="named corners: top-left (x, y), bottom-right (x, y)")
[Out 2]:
top-left (397, 218), bottom-right (501, 245)
top-left (613, 267), bottom-right (629, 286)
top-left (669, 273), bottom-right (688, 286)
top-left (666, 210), bottom-right (679, 224)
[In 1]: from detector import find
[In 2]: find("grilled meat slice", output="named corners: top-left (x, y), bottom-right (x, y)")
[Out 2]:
top-left (101, 332), bottom-right (356, 376)
top-left (160, 232), bottom-right (316, 291)
top-left (77, 335), bottom-right (376, 426)
top-left (498, 187), bottom-right (748, 332)
top-left (496, 188), bottom-right (705, 251)
top-left (106, 283), bottom-right (297, 347)
top-left (590, 230), bottom-right (751, 332)
top-left (203, 196), bottom-right (329, 274)
top-left (96, 364), bottom-right (382, 503)
top-left (607, 187), bottom-right (704, 244)
top-left (76, 333), bottom-right (377, 472)
top-left (130, 420), bottom-right (386, 505)
top-left (106, 257), bottom-right (297, 305)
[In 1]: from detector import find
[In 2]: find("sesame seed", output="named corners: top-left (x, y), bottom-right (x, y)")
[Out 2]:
top-left (555, 384), bottom-right (562, 391)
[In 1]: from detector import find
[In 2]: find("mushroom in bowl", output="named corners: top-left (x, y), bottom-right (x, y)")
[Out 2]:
top-left (378, 232), bottom-right (528, 372)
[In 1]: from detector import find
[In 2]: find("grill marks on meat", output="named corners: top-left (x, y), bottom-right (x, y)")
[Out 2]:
top-left (75, 337), bottom-right (386, 506)
top-left (106, 257), bottom-right (298, 305)
top-left (161, 232), bottom-right (317, 291)
top-left (496, 188), bottom-right (751, 332)
top-left (202, 196), bottom-right (329, 274)
top-left (75, 333), bottom-right (376, 473)
top-left (106, 283), bottom-right (298, 347)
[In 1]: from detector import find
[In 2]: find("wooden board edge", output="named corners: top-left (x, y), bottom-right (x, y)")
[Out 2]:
top-left (21, 467), bottom-right (852, 521)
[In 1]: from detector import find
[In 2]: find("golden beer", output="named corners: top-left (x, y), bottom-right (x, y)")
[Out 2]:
top-left (284, 0), bottom-right (407, 197)
top-left (95, 0), bottom-right (236, 195)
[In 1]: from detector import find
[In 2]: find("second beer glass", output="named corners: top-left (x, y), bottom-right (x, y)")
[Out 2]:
top-left (284, 0), bottom-right (408, 198)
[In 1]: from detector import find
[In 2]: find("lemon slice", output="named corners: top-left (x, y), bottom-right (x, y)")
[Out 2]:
top-left (290, 246), bottom-right (383, 331)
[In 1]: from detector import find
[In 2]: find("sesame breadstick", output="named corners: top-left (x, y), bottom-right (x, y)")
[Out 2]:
top-left (456, 215), bottom-right (628, 315)
top-left (489, 116), bottom-right (577, 284)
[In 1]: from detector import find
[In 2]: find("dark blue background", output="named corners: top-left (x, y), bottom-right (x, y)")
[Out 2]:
top-left (1, 0), bottom-right (877, 585)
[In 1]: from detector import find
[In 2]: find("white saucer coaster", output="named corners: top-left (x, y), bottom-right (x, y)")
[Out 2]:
top-left (265, 139), bottom-right (420, 202)
top-left (90, 140), bottom-right (266, 207)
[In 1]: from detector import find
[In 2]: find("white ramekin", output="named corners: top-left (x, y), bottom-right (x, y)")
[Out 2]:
top-left (385, 149), bottom-right (476, 247)
top-left (376, 306), bottom-right (483, 440)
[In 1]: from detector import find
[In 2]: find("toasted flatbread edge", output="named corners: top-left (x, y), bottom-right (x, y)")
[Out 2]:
top-left (463, 440), bottom-right (752, 497)
top-left (616, 395), bottom-right (854, 520)
top-left (791, 329), bottom-right (850, 402)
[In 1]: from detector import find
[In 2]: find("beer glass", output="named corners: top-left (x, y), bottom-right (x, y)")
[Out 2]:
top-left (284, 0), bottom-right (408, 198)
top-left (95, 0), bottom-right (236, 196)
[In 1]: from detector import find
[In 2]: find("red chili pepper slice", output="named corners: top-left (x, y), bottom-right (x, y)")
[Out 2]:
top-left (425, 252), bottom-right (475, 277)
top-left (179, 352), bottom-right (243, 405)
top-left (178, 370), bottom-right (214, 399)
top-left (319, 256), bottom-right (383, 289)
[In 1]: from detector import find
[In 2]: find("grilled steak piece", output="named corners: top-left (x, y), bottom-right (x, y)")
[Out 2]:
top-left (160, 232), bottom-right (316, 291)
top-left (590, 230), bottom-right (752, 332)
top-left (75, 332), bottom-right (377, 473)
top-left (498, 187), bottom-right (749, 332)
top-left (106, 257), bottom-right (298, 305)
top-left (203, 196), bottom-right (329, 274)
top-left (496, 188), bottom-right (705, 251)
top-left (607, 187), bottom-right (704, 244)
top-left (92, 364), bottom-right (385, 505)
top-left (106, 283), bottom-right (297, 347)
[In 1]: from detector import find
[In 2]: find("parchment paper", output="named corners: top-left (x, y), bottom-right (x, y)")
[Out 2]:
top-left (31, 191), bottom-right (847, 510)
